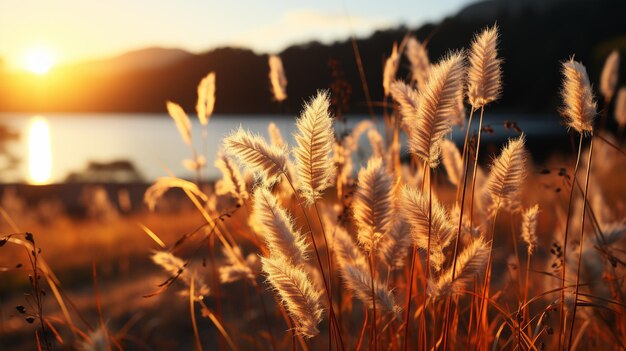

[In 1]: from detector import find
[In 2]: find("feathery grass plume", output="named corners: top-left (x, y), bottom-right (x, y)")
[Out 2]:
top-left (353, 157), bottom-right (394, 251)
top-left (268, 55), bottom-right (287, 101)
top-left (405, 37), bottom-right (431, 91)
top-left (151, 251), bottom-right (210, 298)
top-left (428, 236), bottom-right (489, 297)
top-left (441, 139), bottom-right (463, 186)
top-left (214, 153), bottom-right (249, 202)
top-left (600, 50), bottom-right (620, 101)
top-left (383, 42), bottom-right (400, 96)
top-left (560, 58), bottom-right (597, 133)
top-left (389, 80), bottom-right (420, 127)
top-left (293, 91), bottom-right (336, 204)
top-left (261, 256), bottom-right (323, 338)
top-left (484, 134), bottom-right (528, 213)
top-left (467, 25), bottom-right (502, 109)
top-left (521, 204), bottom-right (539, 254)
top-left (196, 72), bottom-right (216, 125)
top-left (379, 219), bottom-right (412, 269)
top-left (399, 186), bottom-right (456, 271)
top-left (253, 188), bottom-right (308, 265)
top-left (223, 127), bottom-right (288, 184)
top-left (333, 226), bottom-right (368, 268)
top-left (408, 51), bottom-right (465, 168)
top-left (340, 263), bottom-right (400, 316)
top-left (268, 122), bottom-right (286, 148)
top-left (144, 177), bottom-right (209, 210)
top-left (615, 87), bottom-right (626, 129)
top-left (166, 101), bottom-right (192, 145)
top-left (219, 246), bottom-right (257, 284)
top-left (367, 128), bottom-right (385, 159)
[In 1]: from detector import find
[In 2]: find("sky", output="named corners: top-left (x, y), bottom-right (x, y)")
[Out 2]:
top-left (0, 0), bottom-right (475, 71)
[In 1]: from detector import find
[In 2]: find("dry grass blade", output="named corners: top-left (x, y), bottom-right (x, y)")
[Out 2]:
top-left (261, 256), bottom-right (323, 338)
top-left (408, 51), bottom-right (465, 168)
top-left (399, 186), bottom-right (455, 271)
top-left (293, 91), bottom-right (336, 205)
top-left (467, 25), bottom-right (502, 109)
top-left (405, 37), bottom-right (430, 91)
top-left (269, 55), bottom-right (287, 101)
top-left (560, 58), bottom-right (597, 134)
top-left (521, 204), bottom-right (539, 253)
top-left (196, 71), bottom-right (216, 125)
top-left (429, 236), bottom-right (489, 297)
top-left (166, 101), bottom-right (192, 145)
top-left (600, 50), bottom-right (620, 101)
top-left (253, 188), bottom-right (308, 266)
top-left (353, 157), bottom-right (394, 252)
top-left (484, 134), bottom-right (527, 213)
top-left (223, 127), bottom-right (288, 184)
top-left (144, 177), bottom-right (209, 210)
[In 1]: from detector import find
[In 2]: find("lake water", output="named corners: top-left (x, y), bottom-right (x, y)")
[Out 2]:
top-left (0, 113), bottom-right (565, 184)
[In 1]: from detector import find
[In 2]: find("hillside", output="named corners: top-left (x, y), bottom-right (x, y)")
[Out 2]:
top-left (0, 0), bottom-right (625, 115)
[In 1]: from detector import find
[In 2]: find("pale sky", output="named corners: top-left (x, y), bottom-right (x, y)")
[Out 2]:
top-left (0, 0), bottom-right (474, 70)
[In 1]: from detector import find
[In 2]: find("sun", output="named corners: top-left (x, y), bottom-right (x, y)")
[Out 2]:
top-left (24, 48), bottom-right (55, 75)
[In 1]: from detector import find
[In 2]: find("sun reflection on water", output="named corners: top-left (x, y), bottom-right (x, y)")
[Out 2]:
top-left (28, 117), bottom-right (52, 184)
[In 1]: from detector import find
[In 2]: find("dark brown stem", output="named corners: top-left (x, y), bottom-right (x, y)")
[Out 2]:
top-left (567, 135), bottom-right (593, 350)
top-left (557, 133), bottom-right (584, 351)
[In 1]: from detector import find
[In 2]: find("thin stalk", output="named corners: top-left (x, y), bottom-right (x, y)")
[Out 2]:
top-left (282, 171), bottom-right (344, 350)
top-left (567, 135), bottom-right (593, 350)
top-left (456, 107), bottom-right (477, 201)
top-left (403, 164), bottom-right (429, 351)
top-left (368, 251), bottom-right (378, 351)
top-left (468, 106), bottom-right (485, 227)
top-left (474, 207), bottom-right (500, 351)
top-left (557, 133), bottom-right (584, 351)
top-left (443, 116), bottom-right (476, 344)
top-left (523, 249), bottom-right (532, 337)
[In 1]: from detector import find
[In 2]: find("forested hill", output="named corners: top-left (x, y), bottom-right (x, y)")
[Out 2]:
top-left (1, 0), bottom-right (625, 115)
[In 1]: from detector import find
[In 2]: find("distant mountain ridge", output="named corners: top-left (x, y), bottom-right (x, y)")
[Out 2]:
top-left (0, 0), bottom-right (625, 115)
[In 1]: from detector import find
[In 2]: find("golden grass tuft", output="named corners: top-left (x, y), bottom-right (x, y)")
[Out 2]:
top-left (560, 58), bottom-right (597, 134)
top-left (293, 91), bottom-right (336, 205)
top-left (600, 50), bottom-right (620, 101)
top-left (408, 51), bottom-right (465, 168)
top-left (467, 25), bottom-right (502, 109)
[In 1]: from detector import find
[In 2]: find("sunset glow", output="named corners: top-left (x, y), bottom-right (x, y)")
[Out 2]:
top-left (24, 48), bottom-right (55, 75)
top-left (28, 117), bottom-right (52, 184)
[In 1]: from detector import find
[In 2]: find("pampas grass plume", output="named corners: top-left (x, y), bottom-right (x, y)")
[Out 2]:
top-left (293, 91), bottom-right (336, 204)
top-left (409, 51), bottom-right (465, 168)
top-left (560, 58), bottom-right (597, 134)
top-left (467, 25), bottom-right (502, 109)
top-left (484, 134), bottom-right (527, 212)
top-left (196, 72), bottom-right (216, 125)
top-left (521, 204), bottom-right (539, 254)
top-left (405, 37), bottom-right (430, 91)
top-left (269, 55), bottom-right (287, 101)
top-left (383, 43), bottom-right (400, 96)
top-left (353, 157), bottom-right (394, 252)
top-left (223, 127), bottom-right (288, 184)
top-left (261, 256), bottom-right (323, 338)
top-left (166, 101), bottom-right (192, 145)
top-left (600, 50), bottom-right (620, 101)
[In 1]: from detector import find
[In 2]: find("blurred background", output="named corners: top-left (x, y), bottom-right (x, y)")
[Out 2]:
top-left (0, 0), bottom-right (625, 349)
